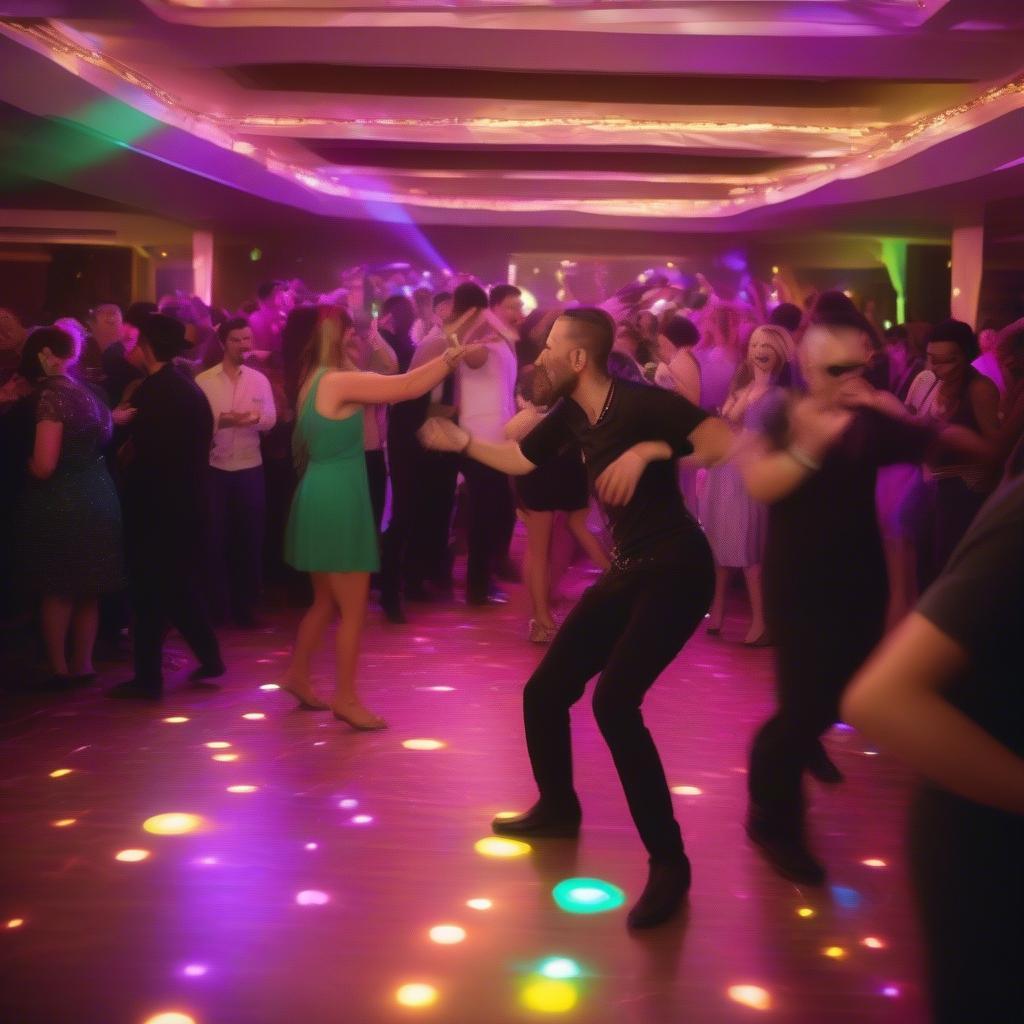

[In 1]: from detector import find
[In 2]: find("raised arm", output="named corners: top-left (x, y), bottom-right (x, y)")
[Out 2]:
top-left (328, 350), bottom-right (460, 407)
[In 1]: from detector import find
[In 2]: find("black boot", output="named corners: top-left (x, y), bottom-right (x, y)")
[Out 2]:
top-left (627, 855), bottom-right (692, 929)
top-left (807, 741), bottom-right (844, 785)
top-left (746, 812), bottom-right (825, 886)
top-left (491, 798), bottom-right (581, 839)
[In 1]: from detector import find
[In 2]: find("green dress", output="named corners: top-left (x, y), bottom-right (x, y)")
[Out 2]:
top-left (284, 369), bottom-right (380, 573)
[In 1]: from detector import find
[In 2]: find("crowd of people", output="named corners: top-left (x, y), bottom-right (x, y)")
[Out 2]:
top-left (1, 260), bottom-right (1022, 1020)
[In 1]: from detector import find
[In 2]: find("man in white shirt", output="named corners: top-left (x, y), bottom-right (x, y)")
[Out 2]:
top-left (196, 317), bottom-right (277, 626)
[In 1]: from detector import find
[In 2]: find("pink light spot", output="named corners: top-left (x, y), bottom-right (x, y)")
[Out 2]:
top-left (351, 815), bottom-right (373, 825)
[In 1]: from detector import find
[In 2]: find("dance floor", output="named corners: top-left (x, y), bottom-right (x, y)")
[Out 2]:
top-left (0, 568), bottom-right (927, 1024)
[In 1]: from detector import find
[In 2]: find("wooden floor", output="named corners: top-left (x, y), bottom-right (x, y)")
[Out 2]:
top-left (0, 565), bottom-right (927, 1024)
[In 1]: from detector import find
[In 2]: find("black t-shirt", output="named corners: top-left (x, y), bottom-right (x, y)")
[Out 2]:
top-left (519, 378), bottom-right (707, 559)
top-left (917, 476), bottom-right (1024, 758)
top-left (756, 393), bottom-right (935, 611)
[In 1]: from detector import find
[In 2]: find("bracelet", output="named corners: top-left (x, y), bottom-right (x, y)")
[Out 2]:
top-left (786, 445), bottom-right (821, 472)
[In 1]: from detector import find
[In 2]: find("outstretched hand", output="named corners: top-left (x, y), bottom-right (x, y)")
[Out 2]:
top-left (790, 397), bottom-right (852, 459)
top-left (595, 449), bottom-right (645, 506)
top-left (419, 416), bottom-right (470, 454)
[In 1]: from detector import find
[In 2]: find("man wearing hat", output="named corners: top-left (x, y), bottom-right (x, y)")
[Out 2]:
top-left (109, 313), bottom-right (224, 699)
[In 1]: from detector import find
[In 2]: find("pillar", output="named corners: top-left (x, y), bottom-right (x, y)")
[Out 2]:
top-left (950, 222), bottom-right (983, 328)
top-left (192, 229), bottom-right (214, 306)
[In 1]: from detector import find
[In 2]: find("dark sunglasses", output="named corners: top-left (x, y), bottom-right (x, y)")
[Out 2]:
top-left (824, 362), bottom-right (868, 378)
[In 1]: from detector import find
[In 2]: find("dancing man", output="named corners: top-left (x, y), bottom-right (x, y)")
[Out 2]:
top-left (420, 307), bottom-right (730, 928)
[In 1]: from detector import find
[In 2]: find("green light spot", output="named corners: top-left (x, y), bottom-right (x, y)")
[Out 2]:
top-left (249, 248), bottom-right (262, 262)
top-left (539, 957), bottom-right (582, 980)
top-left (551, 877), bottom-right (625, 915)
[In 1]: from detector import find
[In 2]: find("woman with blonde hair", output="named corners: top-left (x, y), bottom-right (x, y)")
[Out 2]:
top-left (700, 324), bottom-right (792, 644)
top-left (280, 305), bottom-right (470, 728)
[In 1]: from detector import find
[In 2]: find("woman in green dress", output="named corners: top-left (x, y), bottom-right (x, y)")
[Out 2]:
top-left (281, 305), bottom-right (471, 729)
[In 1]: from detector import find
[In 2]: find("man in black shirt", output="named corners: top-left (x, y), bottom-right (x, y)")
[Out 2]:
top-left (420, 307), bottom-right (730, 928)
top-left (108, 314), bottom-right (223, 700)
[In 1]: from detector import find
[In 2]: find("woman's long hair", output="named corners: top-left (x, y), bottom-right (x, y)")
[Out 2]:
top-left (295, 306), bottom-right (356, 395)
top-left (727, 323), bottom-right (793, 394)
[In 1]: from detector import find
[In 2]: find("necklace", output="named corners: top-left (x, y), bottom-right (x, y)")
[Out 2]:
top-left (593, 377), bottom-right (616, 426)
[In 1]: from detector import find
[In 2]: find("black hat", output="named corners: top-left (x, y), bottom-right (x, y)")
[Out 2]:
top-left (139, 313), bottom-right (189, 360)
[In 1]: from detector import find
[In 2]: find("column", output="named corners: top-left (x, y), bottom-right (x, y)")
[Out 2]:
top-left (950, 222), bottom-right (983, 328)
top-left (192, 229), bottom-right (214, 306)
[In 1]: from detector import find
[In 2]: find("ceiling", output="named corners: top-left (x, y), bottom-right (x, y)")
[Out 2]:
top-left (1, 1), bottom-right (1023, 237)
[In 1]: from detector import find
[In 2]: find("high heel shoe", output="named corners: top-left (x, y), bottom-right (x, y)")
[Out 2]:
top-left (280, 681), bottom-right (330, 711)
top-left (742, 631), bottom-right (772, 648)
top-left (331, 703), bottom-right (388, 731)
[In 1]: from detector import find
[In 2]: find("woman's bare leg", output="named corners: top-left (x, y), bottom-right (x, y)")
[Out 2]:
top-left (524, 510), bottom-right (556, 629)
top-left (41, 595), bottom-right (72, 676)
top-left (742, 564), bottom-right (767, 643)
top-left (707, 565), bottom-right (730, 632)
top-left (327, 571), bottom-right (384, 727)
top-left (69, 597), bottom-right (99, 675)
top-left (281, 572), bottom-right (333, 706)
top-left (567, 508), bottom-right (610, 570)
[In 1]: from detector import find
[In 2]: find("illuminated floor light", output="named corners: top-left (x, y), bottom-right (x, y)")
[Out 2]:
top-left (520, 978), bottom-right (578, 1013)
top-left (305, 842), bottom-right (318, 851)
top-left (419, 685), bottom-right (455, 692)
top-left (163, 716), bottom-right (189, 724)
top-left (115, 849), bottom-right (151, 862)
top-left (52, 818), bottom-right (76, 828)
top-left (823, 946), bottom-right (847, 959)
top-left (861, 858), bottom-right (887, 868)
top-left (831, 886), bottom-right (862, 909)
top-left (204, 741), bottom-right (231, 749)
top-left (350, 814), bottom-right (373, 825)
top-left (337, 798), bottom-right (358, 809)
top-left (181, 964), bottom-right (208, 977)
top-left (493, 810), bottom-right (520, 820)
top-left (295, 890), bottom-right (330, 906)
top-left (474, 836), bottom-right (531, 858)
top-left (551, 878), bottom-right (625, 915)
top-left (49, 769), bottom-right (72, 778)
top-left (728, 985), bottom-right (771, 1011)
top-left (670, 785), bottom-right (703, 796)
top-left (881, 986), bottom-right (900, 998)
top-left (862, 936), bottom-right (885, 949)
top-left (428, 924), bottom-right (466, 945)
top-left (6, 918), bottom-right (24, 929)
top-left (395, 983), bottom-right (438, 1008)
top-left (195, 857), bottom-right (218, 866)
top-left (143, 813), bottom-right (202, 835)
top-left (212, 754), bottom-right (238, 762)
top-left (402, 739), bottom-right (446, 751)
top-left (466, 898), bottom-right (492, 911)
top-left (242, 712), bottom-right (266, 721)
top-left (863, 750), bottom-right (878, 757)
top-left (259, 681), bottom-right (279, 690)
top-left (226, 785), bottom-right (257, 794)
top-left (539, 958), bottom-right (582, 980)
top-left (796, 907), bottom-right (816, 918)
top-left (142, 1014), bottom-right (196, 1024)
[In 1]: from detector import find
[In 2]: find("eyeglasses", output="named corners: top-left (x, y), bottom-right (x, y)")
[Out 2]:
top-left (823, 362), bottom-right (868, 378)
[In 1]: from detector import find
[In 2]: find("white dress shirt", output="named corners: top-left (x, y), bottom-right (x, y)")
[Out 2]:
top-left (456, 312), bottom-right (518, 443)
top-left (196, 363), bottom-right (277, 471)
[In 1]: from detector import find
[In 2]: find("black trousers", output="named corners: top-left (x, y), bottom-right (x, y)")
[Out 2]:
top-left (522, 543), bottom-right (713, 861)
top-left (379, 442), bottom-right (425, 605)
top-left (365, 449), bottom-right (387, 534)
top-left (414, 451), bottom-right (459, 586)
top-left (130, 534), bottom-right (221, 690)
top-left (461, 458), bottom-right (516, 602)
top-left (207, 465), bottom-right (265, 623)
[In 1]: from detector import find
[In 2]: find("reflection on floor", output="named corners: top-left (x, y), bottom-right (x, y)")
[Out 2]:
top-left (0, 569), bottom-right (925, 1023)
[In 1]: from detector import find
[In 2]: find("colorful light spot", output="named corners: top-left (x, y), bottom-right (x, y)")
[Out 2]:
top-left (395, 983), bottom-right (438, 1008)
top-left (831, 885), bottom-right (862, 909)
top-left (338, 798), bottom-right (358, 809)
top-left (428, 924), bottom-right (466, 945)
top-left (671, 785), bottom-right (703, 796)
top-left (226, 785), bottom-right (257, 794)
top-left (182, 964), bottom-right (208, 978)
top-left (551, 878), bottom-right (625, 915)
top-left (420, 685), bottom-right (455, 692)
top-left (52, 818), bottom-right (76, 828)
top-left (259, 682), bottom-right (279, 690)
top-left (474, 837), bottom-right (531, 858)
top-left (115, 849), bottom-right (150, 862)
top-left (49, 769), bottom-right (72, 778)
top-left (862, 858), bottom-right (887, 868)
top-left (728, 985), bottom-right (771, 1010)
top-left (796, 907), bottom-right (816, 918)
top-left (295, 890), bottom-right (329, 906)
top-left (143, 1014), bottom-right (196, 1024)
top-left (212, 754), bottom-right (238, 762)
top-left (6, 918), bottom-right (24, 929)
top-left (520, 979), bottom-right (578, 1013)
top-left (493, 810), bottom-right (520, 820)
top-left (350, 815), bottom-right (373, 825)
top-left (539, 958), bottom-right (582, 980)
top-left (242, 712), bottom-right (266, 721)
top-left (195, 857), bottom-right (218, 866)
top-left (305, 842), bottom-right (318, 851)
top-left (862, 937), bottom-right (885, 949)
top-left (466, 898), bottom-right (492, 911)
top-left (163, 716), bottom-right (189, 724)
top-left (882, 986), bottom-right (900, 998)
top-left (205, 742), bottom-right (231, 749)
top-left (402, 739), bottom-right (445, 751)
top-left (824, 946), bottom-right (847, 959)
top-left (143, 813), bottom-right (202, 835)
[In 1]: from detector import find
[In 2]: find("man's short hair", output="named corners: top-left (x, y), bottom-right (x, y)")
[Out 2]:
top-left (432, 291), bottom-right (453, 310)
top-left (217, 316), bottom-right (250, 345)
top-left (558, 307), bottom-right (615, 373)
top-left (451, 282), bottom-right (489, 319)
top-left (660, 315), bottom-right (700, 350)
top-left (257, 281), bottom-right (283, 302)
top-left (489, 284), bottom-right (522, 309)
top-left (768, 302), bottom-right (802, 333)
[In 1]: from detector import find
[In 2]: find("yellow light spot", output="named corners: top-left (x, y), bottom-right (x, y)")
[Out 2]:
top-left (952, 287), bottom-right (961, 298)
top-left (862, 936), bottom-right (885, 949)
top-left (143, 813), bottom-right (202, 836)
top-left (52, 818), bottom-right (76, 828)
top-left (862, 858), bottom-right (887, 868)
top-left (163, 716), bottom-right (189, 724)
top-left (205, 741), bottom-right (231, 749)
top-left (728, 985), bottom-right (772, 1011)
top-left (671, 785), bottom-right (703, 796)
top-left (395, 983), bottom-right (438, 1008)
top-left (493, 810), bottom-right (520, 820)
top-left (520, 978), bottom-right (578, 1013)
top-left (666, 261), bottom-right (675, 268)
top-left (466, 898), bottom-right (492, 911)
top-left (824, 946), bottom-right (846, 959)
top-left (226, 785), bottom-right (257, 794)
top-left (49, 769), bottom-right (72, 778)
top-left (212, 753), bottom-right (238, 762)
top-left (402, 738), bottom-right (445, 751)
top-left (428, 924), bottom-right (466, 945)
top-left (772, 265), bottom-right (780, 275)
top-left (474, 836), bottom-right (531, 858)
top-left (142, 1014), bottom-right (196, 1024)
top-left (115, 848), bottom-right (150, 862)
top-left (796, 907), bottom-right (816, 918)
top-left (6, 918), bottom-right (24, 929)
top-left (242, 712), bottom-right (265, 721)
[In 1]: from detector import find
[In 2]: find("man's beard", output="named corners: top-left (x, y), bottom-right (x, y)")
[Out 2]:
top-left (532, 365), bottom-right (574, 406)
